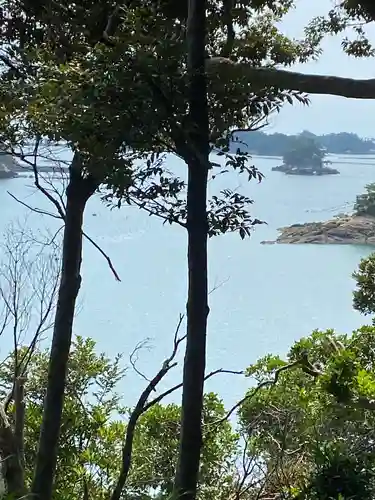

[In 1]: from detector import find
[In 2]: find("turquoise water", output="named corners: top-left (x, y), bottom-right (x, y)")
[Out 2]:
top-left (1, 153), bottom-right (375, 407)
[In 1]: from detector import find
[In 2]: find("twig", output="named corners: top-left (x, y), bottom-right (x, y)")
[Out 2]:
top-left (7, 192), bottom-right (63, 220)
top-left (208, 277), bottom-right (229, 296)
top-left (129, 315), bottom-right (185, 387)
top-left (82, 231), bottom-right (121, 282)
top-left (8, 154), bottom-right (121, 282)
top-left (210, 361), bottom-right (300, 426)
top-left (143, 367), bottom-right (243, 412)
top-left (127, 193), bottom-right (187, 229)
top-left (11, 144), bottom-right (67, 220)
top-left (129, 339), bottom-right (153, 384)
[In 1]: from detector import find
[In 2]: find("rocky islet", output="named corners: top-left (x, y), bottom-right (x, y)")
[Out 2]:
top-left (262, 214), bottom-right (375, 245)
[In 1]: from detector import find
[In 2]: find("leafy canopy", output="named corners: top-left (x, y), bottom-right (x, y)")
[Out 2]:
top-left (0, 0), bottom-right (321, 238)
top-left (306, 0), bottom-right (375, 58)
top-left (239, 327), bottom-right (375, 499)
top-left (0, 336), bottom-right (240, 500)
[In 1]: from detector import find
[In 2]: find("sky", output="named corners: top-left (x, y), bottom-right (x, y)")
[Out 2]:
top-left (267, 0), bottom-right (375, 137)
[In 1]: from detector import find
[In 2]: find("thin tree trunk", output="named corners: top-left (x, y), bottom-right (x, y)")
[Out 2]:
top-left (173, 1), bottom-right (209, 499)
top-left (0, 377), bottom-right (27, 498)
top-left (31, 154), bottom-right (98, 500)
top-left (0, 419), bottom-right (26, 498)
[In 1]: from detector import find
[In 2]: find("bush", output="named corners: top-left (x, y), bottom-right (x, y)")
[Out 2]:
top-left (354, 183), bottom-right (375, 217)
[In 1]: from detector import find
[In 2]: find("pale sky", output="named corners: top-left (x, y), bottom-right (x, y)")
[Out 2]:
top-left (269, 0), bottom-right (375, 137)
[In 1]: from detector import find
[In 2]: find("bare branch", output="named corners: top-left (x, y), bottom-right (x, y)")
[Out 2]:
top-left (7, 192), bottom-right (63, 220)
top-left (82, 232), bottom-right (121, 282)
top-left (210, 360), bottom-right (301, 426)
top-left (110, 315), bottom-right (186, 500)
top-left (144, 367), bottom-right (243, 412)
top-left (0, 220), bottom-right (61, 497)
top-left (8, 142), bottom-right (121, 282)
top-left (129, 339), bottom-right (153, 384)
top-left (209, 277), bottom-right (229, 296)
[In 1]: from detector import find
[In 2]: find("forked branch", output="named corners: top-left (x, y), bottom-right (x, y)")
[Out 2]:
top-left (110, 314), bottom-right (186, 500)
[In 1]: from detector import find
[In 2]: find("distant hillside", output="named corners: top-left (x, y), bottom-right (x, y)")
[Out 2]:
top-left (230, 131), bottom-right (375, 156)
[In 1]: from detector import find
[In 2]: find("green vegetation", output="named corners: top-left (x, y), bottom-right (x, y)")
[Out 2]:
top-left (235, 253), bottom-right (375, 499)
top-left (2, 249), bottom-right (375, 500)
top-left (271, 136), bottom-right (339, 175)
top-left (354, 183), bottom-right (375, 217)
top-left (0, 0), bottom-right (316, 498)
top-left (282, 137), bottom-right (326, 169)
top-left (240, 325), bottom-right (375, 499)
top-left (1, 1), bottom-right (375, 500)
top-left (0, 337), bottom-right (240, 500)
top-left (231, 131), bottom-right (375, 156)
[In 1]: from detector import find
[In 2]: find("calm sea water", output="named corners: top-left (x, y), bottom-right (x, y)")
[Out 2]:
top-left (1, 153), bottom-right (374, 408)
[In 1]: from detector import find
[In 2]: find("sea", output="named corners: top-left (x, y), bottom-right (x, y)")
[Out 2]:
top-left (1, 152), bottom-right (374, 409)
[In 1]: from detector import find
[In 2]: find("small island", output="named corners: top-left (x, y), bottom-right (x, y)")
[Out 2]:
top-left (262, 183), bottom-right (375, 245)
top-left (271, 136), bottom-right (339, 176)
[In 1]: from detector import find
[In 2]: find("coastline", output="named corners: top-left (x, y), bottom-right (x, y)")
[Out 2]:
top-left (261, 214), bottom-right (375, 246)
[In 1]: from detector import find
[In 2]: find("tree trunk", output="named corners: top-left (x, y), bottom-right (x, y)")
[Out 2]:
top-left (207, 57), bottom-right (375, 99)
top-left (173, 1), bottom-right (209, 500)
top-left (31, 154), bottom-right (98, 500)
top-left (0, 425), bottom-right (26, 498)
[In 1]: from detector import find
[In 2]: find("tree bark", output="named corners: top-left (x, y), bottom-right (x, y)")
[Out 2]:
top-left (0, 419), bottom-right (26, 498)
top-left (31, 154), bottom-right (98, 500)
top-left (207, 57), bottom-right (375, 100)
top-left (173, 1), bottom-right (210, 500)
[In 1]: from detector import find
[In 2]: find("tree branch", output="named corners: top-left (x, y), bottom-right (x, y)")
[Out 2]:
top-left (7, 192), bottom-right (63, 220)
top-left (8, 147), bottom-right (121, 282)
top-left (206, 57), bottom-right (375, 100)
top-left (82, 231), bottom-right (121, 282)
top-left (110, 314), bottom-right (186, 500)
top-left (210, 360), bottom-right (301, 427)
top-left (143, 368), bottom-right (243, 412)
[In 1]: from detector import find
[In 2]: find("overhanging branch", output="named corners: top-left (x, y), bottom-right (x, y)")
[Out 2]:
top-left (207, 57), bottom-right (375, 100)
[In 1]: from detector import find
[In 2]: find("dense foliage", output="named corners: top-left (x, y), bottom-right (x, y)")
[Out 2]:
top-left (352, 252), bottom-right (375, 315)
top-left (230, 254), bottom-right (375, 499)
top-left (0, 4), bottom-right (319, 498)
top-left (0, 0), bottom-right (320, 233)
top-left (8, 323), bottom-right (375, 500)
top-left (281, 136), bottom-right (326, 170)
top-left (0, 0), bottom-right (315, 158)
top-left (306, 0), bottom-right (375, 59)
top-left (239, 326), bottom-right (375, 499)
top-left (0, 337), bottom-right (240, 500)
top-left (354, 183), bottom-right (375, 217)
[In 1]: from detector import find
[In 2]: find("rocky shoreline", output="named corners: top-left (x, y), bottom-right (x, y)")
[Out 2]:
top-left (261, 214), bottom-right (375, 245)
